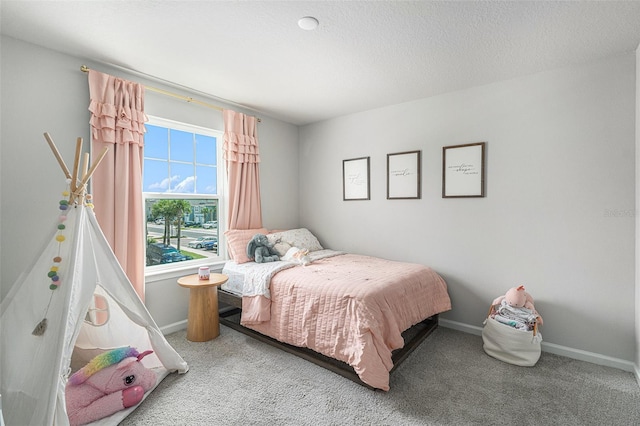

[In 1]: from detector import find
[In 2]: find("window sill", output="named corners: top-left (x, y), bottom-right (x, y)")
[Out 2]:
top-left (145, 259), bottom-right (227, 283)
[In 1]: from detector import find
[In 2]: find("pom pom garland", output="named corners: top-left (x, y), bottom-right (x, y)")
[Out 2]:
top-left (41, 185), bottom-right (98, 299)
top-left (44, 186), bottom-right (73, 292)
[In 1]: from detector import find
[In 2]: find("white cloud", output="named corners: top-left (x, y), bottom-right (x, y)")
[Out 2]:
top-left (148, 175), bottom-right (180, 191)
top-left (169, 176), bottom-right (195, 193)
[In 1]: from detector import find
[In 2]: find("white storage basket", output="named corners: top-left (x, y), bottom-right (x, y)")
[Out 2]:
top-left (482, 309), bottom-right (542, 367)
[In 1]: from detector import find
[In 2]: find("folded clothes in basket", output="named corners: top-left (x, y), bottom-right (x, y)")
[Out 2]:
top-left (491, 300), bottom-right (538, 331)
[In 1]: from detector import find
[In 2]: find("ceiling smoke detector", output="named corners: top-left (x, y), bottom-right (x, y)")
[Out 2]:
top-left (298, 16), bottom-right (319, 31)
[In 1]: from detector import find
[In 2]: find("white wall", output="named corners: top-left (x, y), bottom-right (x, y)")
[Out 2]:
top-left (299, 54), bottom-right (637, 365)
top-left (0, 36), bottom-right (300, 327)
top-left (636, 43), bottom-right (640, 382)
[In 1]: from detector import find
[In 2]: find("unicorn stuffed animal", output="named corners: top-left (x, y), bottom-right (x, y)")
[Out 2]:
top-left (65, 347), bottom-right (156, 426)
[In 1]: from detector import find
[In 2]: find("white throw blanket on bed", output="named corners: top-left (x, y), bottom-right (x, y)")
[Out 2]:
top-left (239, 261), bottom-right (295, 298)
top-left (233, 249), bottom-right (345, 299)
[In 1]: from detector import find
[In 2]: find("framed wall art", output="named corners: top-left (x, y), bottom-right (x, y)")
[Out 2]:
top-left (387, 150), bottom-right (421, 199)
top-left (343, 156), bottom-right (370, 201)
top-left (442, 142), bottom-right (486, 198)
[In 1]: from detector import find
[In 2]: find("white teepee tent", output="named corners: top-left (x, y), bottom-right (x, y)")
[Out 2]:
top-left (0, 134), bottom-right (188, 425)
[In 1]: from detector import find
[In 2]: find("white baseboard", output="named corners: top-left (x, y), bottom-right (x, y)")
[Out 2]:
top-left (439, 318), bottom-right (636, 374)
top-left (439, 318), bottom-right (484, 336)
top-left (540, 341), bottom-right (636, 373)
top-left (160, 319), bottom-right (187, 336)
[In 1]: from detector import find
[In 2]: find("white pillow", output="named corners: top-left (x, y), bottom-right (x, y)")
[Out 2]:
top-left (267, 228), bottom-right (323, 255)
top-left (266, 233), bottom-right (292, 256)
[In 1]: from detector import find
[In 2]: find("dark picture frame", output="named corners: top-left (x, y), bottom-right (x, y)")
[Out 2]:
top-left (387, 150), bottom-right (421, 199)
top-left (343, 157), bottom-right (370, 201)
top-left (442, 142), bottom-right (486, 198)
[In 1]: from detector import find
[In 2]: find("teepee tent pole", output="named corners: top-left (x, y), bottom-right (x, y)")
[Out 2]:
top-left (43, 133), bottom-right (109, 205)
top-left (43, 132), bottom-right (72, 180)
top-left (81, 153), bottom-right (90, 181)
top-left (75, 147), bottom-right (108, 194)
top-left (71, 137), bottom-right (83, 194)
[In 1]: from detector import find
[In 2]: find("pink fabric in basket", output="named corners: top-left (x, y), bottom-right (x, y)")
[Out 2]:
top-left (242, 253), bottom-right (451, 391)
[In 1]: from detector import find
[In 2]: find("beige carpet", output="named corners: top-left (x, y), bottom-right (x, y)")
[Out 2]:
top-left (121, 325), bottom-right (640, 425)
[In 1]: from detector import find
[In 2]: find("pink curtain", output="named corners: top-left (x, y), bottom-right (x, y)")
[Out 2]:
top-left (223, 109), bottom-right (263, 229)
top-left (88, 70), bottom-right (147, 301)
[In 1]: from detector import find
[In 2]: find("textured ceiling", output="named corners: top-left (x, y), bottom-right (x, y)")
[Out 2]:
top-left (2, 1), bottom-right (640, 125)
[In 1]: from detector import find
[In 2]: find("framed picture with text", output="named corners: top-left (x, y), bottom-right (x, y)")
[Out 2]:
top-left (343, 157), bottom-right (370, 201)
top-left (387, 150), bottom-right (421, 199)
top-left (442, 142), bottom-right (486, 198)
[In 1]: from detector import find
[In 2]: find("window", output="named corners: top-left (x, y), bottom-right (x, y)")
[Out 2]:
top-left (143, 116), bottom-right (224, 271)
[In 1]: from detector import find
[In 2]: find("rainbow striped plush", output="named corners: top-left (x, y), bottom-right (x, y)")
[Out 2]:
top-left (68, 346), bottom-right (139, 385)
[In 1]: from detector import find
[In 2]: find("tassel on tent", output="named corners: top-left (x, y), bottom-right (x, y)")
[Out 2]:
top-left (32, 318), bottom-right (48, 336)
top-left (33, 293), bottom-right (55, 336)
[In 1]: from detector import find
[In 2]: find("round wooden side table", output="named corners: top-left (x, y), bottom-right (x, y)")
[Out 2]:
top-left (177, 273), bottom-right (228, 342)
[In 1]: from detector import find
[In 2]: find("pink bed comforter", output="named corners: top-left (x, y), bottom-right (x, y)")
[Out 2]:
top-left (243, 253), bottom-right (451, 391)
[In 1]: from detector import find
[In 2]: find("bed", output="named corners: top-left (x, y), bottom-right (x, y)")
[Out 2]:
top-left (218, 228), bottom-right (452, 391)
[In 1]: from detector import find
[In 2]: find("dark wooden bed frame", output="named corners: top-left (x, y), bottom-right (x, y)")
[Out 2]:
top-left (217, 287), bottom-right (439, 390)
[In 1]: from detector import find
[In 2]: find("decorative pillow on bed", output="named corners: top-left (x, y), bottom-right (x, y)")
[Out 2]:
top-left (225, 228), bottom-right (268, 264)
top-left (271, 240), bottom-right (293, 257)
top-left (267, 228), bottom-right (323, 256)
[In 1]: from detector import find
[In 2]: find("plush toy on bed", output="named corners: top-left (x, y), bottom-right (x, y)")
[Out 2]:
top-left (247, 233), bottom-right (280, 263)
top-left (492, 285), bottom-right (543, 325)
top-left (65, 347), bottom-right (157, 426)
top-left (282, 247), bottom-right (311, 266)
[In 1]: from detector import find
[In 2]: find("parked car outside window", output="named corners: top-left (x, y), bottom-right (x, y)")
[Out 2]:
top-left (187, 236), bottom-right (217, 249)
top-left (202, 239), bottom-right (218, 252)
top-left (146, 243), bottom-right (192, 266)
top-left (202, 221), bottom-right (217, 229)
